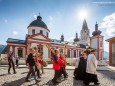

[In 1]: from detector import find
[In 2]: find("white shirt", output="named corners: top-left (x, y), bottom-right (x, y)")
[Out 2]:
top-left (86, 54), bottom-right (98, 74)
top-left (75, 57), bottom-right (80, 68)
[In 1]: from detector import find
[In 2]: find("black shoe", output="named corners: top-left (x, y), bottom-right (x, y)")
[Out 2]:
top-left (36, 80), bottom-right (41, 82)
top-left (52, 81), bottom-right (59, 85)
top-left (14, 72), bottom-right (16, 74)
top-left (38, 76), bottom-right (41, 78)
top-left (25, 79), bottom-right (30, 82)
top-left (83, 82), bottom-right (89, 86)
top-left (8, 72), bottom-right (11, 74)
top-left (94, 82), bottom-right (100, 85)
top-left (64, 76), bottom-right (68, 79)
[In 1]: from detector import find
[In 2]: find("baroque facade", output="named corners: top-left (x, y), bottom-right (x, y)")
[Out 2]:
top-left (6, 15), bottom-right (104, 60)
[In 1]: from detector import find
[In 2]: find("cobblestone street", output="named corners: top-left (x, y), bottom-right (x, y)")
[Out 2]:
top-left (0, 67), bottom-right (115, 86)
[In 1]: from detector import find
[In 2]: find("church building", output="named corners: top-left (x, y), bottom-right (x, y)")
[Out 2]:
top-left (6, 15), bottom-right (104, 61)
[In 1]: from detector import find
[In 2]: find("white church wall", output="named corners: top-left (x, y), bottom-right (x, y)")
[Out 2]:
top-left (31, 43), bottom-right (38, 48)
top-left (10, 46), bottom-right (13, 52)
top-left (99, 37), bottom-right (103, 49)
top-left (43, 45), bottom-right (48, 59)
top-left (28, 27), bottom-right (49, 37)
top-left (91, 38), bottom-right (98, 49)
top-left (33, 35), bottom-right (47, 40)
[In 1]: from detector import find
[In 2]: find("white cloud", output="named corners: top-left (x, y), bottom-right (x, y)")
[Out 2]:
top-left (47, 16), bottom-right (54, 30)
top-left (13, 31), bottom-right (19, 35)
top-left (100, 12), bottom-right (115, 36)
top-left (34, 14), bottom-right (37, 19)
top-left (49, 16), bottom-right (53, 21)
top-left (67, 37), bottom-right (74, 42)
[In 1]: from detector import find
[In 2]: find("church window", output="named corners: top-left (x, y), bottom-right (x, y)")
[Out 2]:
top-left (67, 49), bottom-right (70, 58)
top-left (32, 29), bottom-right (35, 35)
top-left (46, 32), bottom-right (49, 37)
top-left (18, 49), bottom-right (23, 57)
top-left (100, 41), bottom-right (102, 47)
top-left (74, 50), bottom-right (76, 58)
top-left (40, 30), bottom-right (43, 34)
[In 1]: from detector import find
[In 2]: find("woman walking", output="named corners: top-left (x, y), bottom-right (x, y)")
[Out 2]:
top-left (46, 44), bottom-right (61, 85)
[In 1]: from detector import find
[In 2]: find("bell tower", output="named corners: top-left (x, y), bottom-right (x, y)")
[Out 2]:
top-left (79, 19), bottom-right (90, 46)
top-left (90, 22), bottom-right (104, 60)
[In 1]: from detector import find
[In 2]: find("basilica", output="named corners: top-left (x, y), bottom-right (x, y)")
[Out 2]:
top-left (6, 15), bottom-right (104, 60)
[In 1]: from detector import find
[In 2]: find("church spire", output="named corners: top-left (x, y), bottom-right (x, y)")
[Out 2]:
top-left (37, 12), bottom-right (42, 20)
top-left (82, 19), bottom-right (88, 31)
top-left (95, 21), bottom-right (98, 30)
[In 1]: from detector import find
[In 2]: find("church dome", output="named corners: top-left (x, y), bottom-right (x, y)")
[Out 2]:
top-left (74, 33), bottom-right (79, 42)
top-left (92, 22), bottom-right (102, 36)
top-left (92, 30), bottom-right (102, 36)
top-left (28, 15), bottom-right (48, 30)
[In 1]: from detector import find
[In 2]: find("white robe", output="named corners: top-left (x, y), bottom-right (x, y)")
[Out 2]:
top-left (86, 54), bottom-right (98, 74)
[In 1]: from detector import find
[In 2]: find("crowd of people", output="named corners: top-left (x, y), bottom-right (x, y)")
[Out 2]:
top-left (7, 44), bottom-right (100, 85)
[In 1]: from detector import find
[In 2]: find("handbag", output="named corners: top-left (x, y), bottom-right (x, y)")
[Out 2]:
top-left (36, 63), bottom-right (41, 70)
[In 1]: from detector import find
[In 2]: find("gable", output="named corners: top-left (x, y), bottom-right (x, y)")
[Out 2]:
top-left (28, 33), bottom-right (51, 42)
top-left (33, 35), bottom-right (47, 40)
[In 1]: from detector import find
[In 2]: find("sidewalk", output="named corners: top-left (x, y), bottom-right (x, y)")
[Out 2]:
top-left (0, 64), bottom-right (115, 71)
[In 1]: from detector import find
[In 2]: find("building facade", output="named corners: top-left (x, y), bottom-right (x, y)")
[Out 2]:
top-left (6, 15), bottom-right (85, 61)
top-left (90, 22), bottom-right (104, 60)
top-left (6, 15), bottom-right (104, 61)
top-left (106, 37), bottom-right (115, 66)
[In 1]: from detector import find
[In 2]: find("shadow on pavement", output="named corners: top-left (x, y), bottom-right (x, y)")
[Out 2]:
top-left (98, 71), bottom-right (115, 80)
top-left (1, 77), bottom-right (25, 86)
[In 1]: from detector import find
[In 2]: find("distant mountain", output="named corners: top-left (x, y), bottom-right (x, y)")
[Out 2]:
top-left (0, 45), bottom-right (6, 54)
top-left (104, 51), bottom-right (109, 60)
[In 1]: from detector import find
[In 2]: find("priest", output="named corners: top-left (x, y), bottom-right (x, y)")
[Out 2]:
top-left (83, 49), bottom-right (100, 85)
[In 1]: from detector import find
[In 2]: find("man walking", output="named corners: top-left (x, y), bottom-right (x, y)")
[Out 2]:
top-left (83, 49), bottom-right (100, 85)
top-left (8, 52), bottom-right (16, 74)
top-left (16, 55), bottom-right (19, 67)
top-left (25, 48), bottom-right (40, 83)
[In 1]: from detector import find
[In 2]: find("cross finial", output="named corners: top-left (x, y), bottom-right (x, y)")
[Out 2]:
top-left (39, 13), bottom-right (40, 16)
top-left (96, 21), bottom-right (97, 24)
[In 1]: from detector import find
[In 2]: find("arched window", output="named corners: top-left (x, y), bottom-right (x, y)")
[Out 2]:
top-left (67, 49), bottom-right (70, 58)
top-left (79, 51), bottom-right (81, 57)
top-left (74, 50), bottom-right (76, 58)
top-left (32, 29), bottom-right (35, 35)
top-left (46, 32), bottom-right (49, 37)
top-left (40, 30), bottom-right (43, 34)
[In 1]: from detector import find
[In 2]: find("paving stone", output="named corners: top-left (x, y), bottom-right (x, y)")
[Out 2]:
top-left (0, 67), bottom-right (115, 86)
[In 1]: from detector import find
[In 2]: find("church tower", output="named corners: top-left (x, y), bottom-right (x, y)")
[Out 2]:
top-left (90, 22), bottom-right (104, 60)
top-left (79, 19), bottom-right (90, 46)
top-left (60, 34), bottom-right (64, 42)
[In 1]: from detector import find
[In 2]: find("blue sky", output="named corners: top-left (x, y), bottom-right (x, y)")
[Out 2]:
top-left (0, 0), bottom-right (115, 52)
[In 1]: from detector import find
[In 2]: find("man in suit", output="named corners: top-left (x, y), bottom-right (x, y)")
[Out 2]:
top-left (25, 48), bottom-right (40, 83)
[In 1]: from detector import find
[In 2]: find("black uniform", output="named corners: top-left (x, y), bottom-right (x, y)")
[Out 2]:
top-left (74, 57), bottom-right (87, 80)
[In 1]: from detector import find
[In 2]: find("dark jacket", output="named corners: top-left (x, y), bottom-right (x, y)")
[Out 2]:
top-left (74, 57), bottom-right (87, 80)
top-left (8, 56), bottom-right (14, 65)
top-left (26, 53), bottom-right (35, 66)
